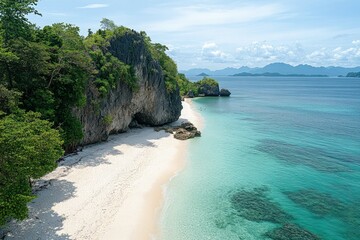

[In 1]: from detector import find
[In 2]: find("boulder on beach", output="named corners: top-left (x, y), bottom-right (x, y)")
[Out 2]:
top-left (155, 122), bottom-right (201, 140)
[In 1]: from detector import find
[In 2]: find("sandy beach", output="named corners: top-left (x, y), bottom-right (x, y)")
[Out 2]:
top-left (3, 99), bottom-right (201, 240)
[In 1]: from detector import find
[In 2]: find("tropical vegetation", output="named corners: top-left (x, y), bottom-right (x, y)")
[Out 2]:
top-left (0, 0), bottom-right (191, 225)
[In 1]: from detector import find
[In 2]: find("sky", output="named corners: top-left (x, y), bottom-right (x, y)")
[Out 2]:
top-left (29, 0), bottom-right (360, 70)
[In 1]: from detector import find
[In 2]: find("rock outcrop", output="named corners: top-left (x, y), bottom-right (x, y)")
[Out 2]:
top-left (186, 90), bottom-right (195, 98)
top-left (220, 88), bottom-right (231, 96)
top-left (155, 122), bottom-right (201, 140)
top-left (198, 83), bottom-right (219, 96)
top-left (75, 31), bottom-right (182, 145)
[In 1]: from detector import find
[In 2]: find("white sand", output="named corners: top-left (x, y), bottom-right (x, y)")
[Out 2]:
top-left (4, 99), bottom-right (201, 240)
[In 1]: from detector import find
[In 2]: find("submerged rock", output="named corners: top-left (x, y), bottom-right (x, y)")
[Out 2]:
top-left (254, 139), bottom-right (352, 172)
top-left (265, 223), bottom-right (321, 240)
top-left (285, 189), bottom-right (360, 239)
top-left (230, 187), bottom-right (293, 224)
top-left (284, 189), bottom-right (346, 216)
top-left (220, 88), bottom-right (231, 96)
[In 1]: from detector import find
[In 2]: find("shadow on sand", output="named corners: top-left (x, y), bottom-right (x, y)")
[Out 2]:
top-left (2, 127), bottom-right (172, 239)
top-left (4, 179), bottom-right (74, 240)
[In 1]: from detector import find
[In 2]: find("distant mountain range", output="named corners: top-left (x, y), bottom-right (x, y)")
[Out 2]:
top-left (181, 63), bottom-right (360, 77)
top-left (232, 72), bottom-right (328, 77)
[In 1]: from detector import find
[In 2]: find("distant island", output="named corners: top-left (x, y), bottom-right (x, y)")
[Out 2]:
top-left (181, 62), bottom-right (360, 77)
top-left (232, 72), bottom-right (328, 77)
top-left (197, 72), bottom-right (210, 77)
top-left (346, 72), bottom-right (360, 78)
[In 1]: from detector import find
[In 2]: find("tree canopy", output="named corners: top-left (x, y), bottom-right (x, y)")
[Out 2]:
top-left (0, 0), bottom-right (41, 43)
top-left (100, 18), bottom-right (117, 31)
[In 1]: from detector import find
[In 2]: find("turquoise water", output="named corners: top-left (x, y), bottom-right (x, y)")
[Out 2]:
top-left (159, 77), bottom-right (360, 240)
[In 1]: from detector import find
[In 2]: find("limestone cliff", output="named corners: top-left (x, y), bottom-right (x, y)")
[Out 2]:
top-left (75, 31), bottom-right (182, 145)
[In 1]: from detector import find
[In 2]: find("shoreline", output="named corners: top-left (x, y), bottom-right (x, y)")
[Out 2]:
top-left (135, 98), bottom-right (203, 240)
top-left (3, 99), bottom-right (201, 240)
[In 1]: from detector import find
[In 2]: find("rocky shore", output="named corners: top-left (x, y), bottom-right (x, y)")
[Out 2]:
top-left (155, 122), bottom-right (201, 140)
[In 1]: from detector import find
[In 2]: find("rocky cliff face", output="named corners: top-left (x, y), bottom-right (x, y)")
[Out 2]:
top-left (75, 32), bottom-right (182, 145)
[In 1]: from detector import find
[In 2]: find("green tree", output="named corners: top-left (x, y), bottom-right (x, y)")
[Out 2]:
top-left (0, 36), bottom-right (19, 88)
top-left (0, 85), bottom-right (21, 115)
top-left (196, 77), bottom-right (219, 87)
top-left (177, 73), bottom-right (198, 96)
top-left (4, 38), bottom-right (50, 91)
top-left (38, 24), bottom-right (93, 151)
top-left (0, 111), bottom-right (64, 225)
top-left (0, 0), bottom-right (41, 43)
top-left (100, 18), bottom-right (117, 31)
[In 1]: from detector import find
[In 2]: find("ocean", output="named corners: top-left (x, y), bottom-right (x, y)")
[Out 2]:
top-left (159, 76), bottom-right (360, 240)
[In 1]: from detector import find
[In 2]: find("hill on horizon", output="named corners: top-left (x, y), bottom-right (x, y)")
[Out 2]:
top-left (181, 63), bottom-right (360, 77)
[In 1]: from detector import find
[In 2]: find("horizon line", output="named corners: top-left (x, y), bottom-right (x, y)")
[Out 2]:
top-left (180, 62), bottom-right (360, 71)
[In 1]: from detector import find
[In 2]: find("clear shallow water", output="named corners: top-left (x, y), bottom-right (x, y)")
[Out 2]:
top-left (159, 77), bottom-right (360, 240)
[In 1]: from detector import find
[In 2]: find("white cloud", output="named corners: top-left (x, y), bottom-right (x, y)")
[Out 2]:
top-left (235, 42), bottom-right (305, 66)
top-left (202, 42), bottom-right (217, 49)
top-left (306, 44), bottom-right (360, 66)
top-left (201, 42), bottom-right (231, 63)
top-left (173, 40), bottom-right (360, 69)
top-left (79, 4), bottom-right (109, 9)
top-left (232, 41), bottom-right (360, 67)
top-left (144, 3), bottom-right (285, 32)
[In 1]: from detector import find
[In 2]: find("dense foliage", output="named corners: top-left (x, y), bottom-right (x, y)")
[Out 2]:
top-left (0, 0), bottom-right (40, 43)
top-left (0, 111), bottom-right (64, 225)
top-left (177, 73), bottom-right (199, 96)
top-left (0, 84), bottom-right (63, 225)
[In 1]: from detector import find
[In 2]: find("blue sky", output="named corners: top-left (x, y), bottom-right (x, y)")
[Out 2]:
top-left (29, 0), bottom-right (360, 70)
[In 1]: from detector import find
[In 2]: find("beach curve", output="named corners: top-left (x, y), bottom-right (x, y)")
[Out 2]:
top-left (4, 99), bottom-right (201, 240)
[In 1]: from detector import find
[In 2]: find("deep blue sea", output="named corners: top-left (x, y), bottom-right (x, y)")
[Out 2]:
top-left (159, 76), bottom-right (360, 240)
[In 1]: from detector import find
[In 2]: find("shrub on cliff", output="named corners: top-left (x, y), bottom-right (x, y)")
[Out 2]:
top-left (85, 21), bottom-right (138, 96)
